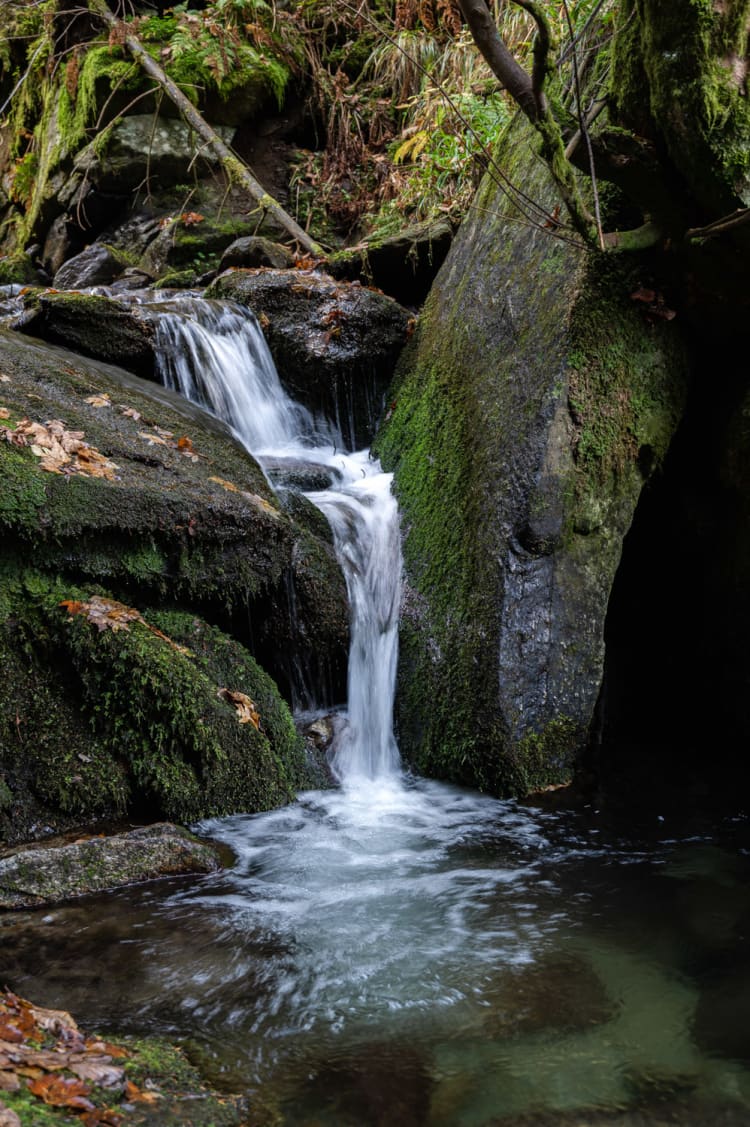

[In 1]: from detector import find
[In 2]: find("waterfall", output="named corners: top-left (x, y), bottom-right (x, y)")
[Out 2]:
top-left (150, 296), bottom-right (402, 782)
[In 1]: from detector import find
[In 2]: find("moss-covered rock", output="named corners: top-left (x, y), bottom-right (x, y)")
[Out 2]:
top-left (16, 291), bottom-right (156, 376)
top-left (0, 330), bottom-right (348, 840)
top-left (374, 117), bottom-right (688, 796)
top-left (0, 824), bottom-right (222, 908)
top-left (208, 268), bottom-right (412, 448)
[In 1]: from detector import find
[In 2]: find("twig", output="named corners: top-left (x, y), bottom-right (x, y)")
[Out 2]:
top-left (561, 0), bottom-right (603, 248)
top-left (686, 207), bottom-right (750, 241)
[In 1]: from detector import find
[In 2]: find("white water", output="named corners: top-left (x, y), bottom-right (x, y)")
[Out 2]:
top-left (152, 296), bottom-right (402, 781)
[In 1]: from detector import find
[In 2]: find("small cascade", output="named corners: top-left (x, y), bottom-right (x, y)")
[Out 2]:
top-left (149, 294), bottom-right (402, 782)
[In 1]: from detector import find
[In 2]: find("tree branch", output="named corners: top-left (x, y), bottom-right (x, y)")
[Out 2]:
top-left (456, 0), bottom-right (540, 121)
top-left (87, 0), bottom-right (323, 257)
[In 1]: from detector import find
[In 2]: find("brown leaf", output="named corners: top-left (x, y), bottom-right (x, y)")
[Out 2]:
top-left (28, 1073), bottom-right (95, 1110)
top-left (0, 1099), bottom-right (21, 1127)
top-left (30, 1005), bottom-right (76, 1036)
top-left (84, 393), bottom-right (111, 408)
top-left (118, 406), bottom-right (141, 420)
top-left (69, 1057), bottom-right (125, 1089)
top-left (81, 1109), bottom-right (124, 1127)
top-left (209, 475), bottom-right (239, 493)
top-left (177, 435), bottom-right (193, 452)
top-left (138, 431), bottom-right (170, 447)
top-left (0, 409), bottom-right (9, 420)
top-left (217, 688), bottom-right (261, 729)
top-left (124, 1080), bottom-right (162, 1104)
top-left (84, 1041), bottom-right (129, 1060)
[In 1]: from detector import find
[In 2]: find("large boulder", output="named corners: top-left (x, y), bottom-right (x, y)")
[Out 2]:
top-left (208, 268), bottom-right (412, 448)
top-left (375, 122), bottom-right (689, 796)
top-left (0, 331), bottom-right (348, 842)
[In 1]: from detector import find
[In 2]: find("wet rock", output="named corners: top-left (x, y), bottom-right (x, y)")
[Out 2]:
top-left (0, 331), bottom-right (348, 841)
top-left (0, 825), bottom-right (221, 909)
top-left (108, 266), bottom-right (155, 293)
top-left (375, 111), bottom-right (688, 795)
top-left (328, 218), bottom-right (453, 306)
top-left (483, 954), bottom-right (615, 1038)
top-left (219, 236), bottom-right (294, 271)
top-left (52, 243), bottom-right (128, 290)
top-left (305, 715), bottom-right (335, 750)
top-left (208, 268), bottom-right (411, 447)
top-left (261, 454), bottom-right (341, 492)
top-left (16, 291), bottom-right (156, 378)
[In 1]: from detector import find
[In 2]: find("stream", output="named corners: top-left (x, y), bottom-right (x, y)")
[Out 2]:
top-left (4, 297), bottom-right (750, 1125)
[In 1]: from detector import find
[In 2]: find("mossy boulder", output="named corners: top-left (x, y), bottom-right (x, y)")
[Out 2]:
top-left (208, 268), bottom-right (412, 448)
top-left (52, 243), bottom-right (128, 290)
top-left (0, 824), bottom-right (222, 908)
top-left (0, 330), bottom-right (348, 841)
top-left (16, 291), bottom-right (156, 377)
top-left (374, 117), bottom-right (689, 796)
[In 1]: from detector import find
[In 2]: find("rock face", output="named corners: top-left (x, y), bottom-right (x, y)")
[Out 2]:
top-left (0, 825), bottom-right (221, 909)
top-left (208, 268), bottom-right (412, 448)
top-left (219, 236), bottom-right (294, 272)
top-left (0, 331), bottom-right (348, 842)
top-left (375, 122), bottom-right (688, 795)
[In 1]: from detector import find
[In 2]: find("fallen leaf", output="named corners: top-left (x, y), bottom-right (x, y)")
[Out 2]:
top-left (153, 426), bottom-right (173, 438)
top-left (119, 406), bottom-right (141, 420)
top-left (0, 1100), bottom-right (21, 1127)
top-left (31, 1004), bottom-right (77, 1038)
top-left (84, 393), bottom-right (111, 408)
top-left (217, 688), bottom-right (261, 729)
top-left (81, 1109), bottom-right (124, 1127)
top-left (630, 286), bottom-right (656, 303)
top-left (177, 435), bottom-right (193, 451)
top-left (84, 1041), bottom-right (129, 1061)
top-left (0, 374), bottom-right (10, 383)
top-left (124, 1080), bottom-right (161, 1104)
top-left (138, 431), bottom-right (170, 447)
top-left (61, 598), bottom-right (191, 655)
top-left (209, 475), bottom-right (239, 492)
top-left (0, 1073), bottom-right (19, 1093)
top-left (28, 1073), bottom-right (95, 1111)
top-left (0, 409), bottom-right (9, 419)
top-left (69, 1057), bottom-right (125, 1089)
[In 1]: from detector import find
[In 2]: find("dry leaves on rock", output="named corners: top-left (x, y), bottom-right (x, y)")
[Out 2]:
top-left (0, 416), bottom-right (118, 480)
top-left (84, 393), bottom-right (112, 408)
top-left (138, 427), bottom-right (203, 462)
top-left (217, 687), bottom-right (261, 729)
top-left (0, 991), bottom-right (128, 1123)
top-left (60, 596), bottom-right (192, 655)
top-left (208, 476), bottom-right (279, 516)
top-left (118, 406), bottom-right (141, 421)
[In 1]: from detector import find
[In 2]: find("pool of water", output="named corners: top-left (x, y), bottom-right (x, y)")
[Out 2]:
top-left (4, 776), bottom-right (750, 1126)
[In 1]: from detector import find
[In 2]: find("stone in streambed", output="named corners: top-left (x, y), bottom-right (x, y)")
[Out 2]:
top-left (0, 824), bottom-right (221, 909)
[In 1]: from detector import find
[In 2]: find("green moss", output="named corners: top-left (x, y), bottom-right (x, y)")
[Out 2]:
top-left (0, 252), bottom-right (38, 285)
top-left (0, 445), bottom-right (47, 528)
top-left (375, 111), bottom-right (687, 798)
top-left (0, 571), bottom-right (308, 833)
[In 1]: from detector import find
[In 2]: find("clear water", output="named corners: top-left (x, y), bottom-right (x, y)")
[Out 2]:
top-left (6, 295), bottom-right (749, 1125)
top-left (4, 791), bottom-right (750, 1125)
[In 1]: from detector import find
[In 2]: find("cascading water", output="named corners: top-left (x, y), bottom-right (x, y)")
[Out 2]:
top-left (151, 296), bottom-right (402, 781)
top-left (11, 291), bottom-right (747, 1127)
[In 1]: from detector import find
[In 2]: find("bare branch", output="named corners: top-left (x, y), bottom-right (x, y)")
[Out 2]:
top-left (456, 0), bottom-right (540, 120)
